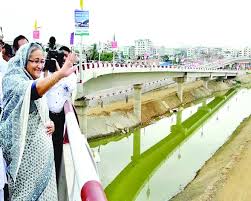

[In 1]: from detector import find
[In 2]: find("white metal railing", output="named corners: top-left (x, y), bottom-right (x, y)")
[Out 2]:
top-left (74, 57), bottom-right (251, 83)
top-left (62, 101), bottom-right (107, 201)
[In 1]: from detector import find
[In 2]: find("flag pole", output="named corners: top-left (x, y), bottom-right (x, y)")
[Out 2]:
top-left (79, 35), bottom-right (84, 81)
top-left (79, 0), bottom-right (84, 81)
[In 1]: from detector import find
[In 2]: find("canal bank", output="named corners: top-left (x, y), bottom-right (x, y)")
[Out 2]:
top-left (75, 74), bottom-right (251, 139)
top-left (171, 114), bottom-right (251, 201)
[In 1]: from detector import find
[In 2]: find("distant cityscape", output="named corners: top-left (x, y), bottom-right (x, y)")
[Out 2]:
top-left (75, 38), bottom-right (251, 64)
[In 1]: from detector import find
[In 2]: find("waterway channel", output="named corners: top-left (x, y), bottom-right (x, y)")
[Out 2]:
top-left (89, 88), bottom-right (251, 201)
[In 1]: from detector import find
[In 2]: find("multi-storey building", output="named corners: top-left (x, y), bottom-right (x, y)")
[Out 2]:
top-left (243, 47), bottom-right (251, 57)
top-left (150, 47), bottom-right (157, 58)
top-left (120, 46), bottom-right (135, 59)
top-left (221, 47), bottom-right (237, 58)
top-left (134, 39), bottom-right (152, 57)
top-left (187, 48), bottom-right (195, 57)
top-left (128, 46), bottom-right (135, 59)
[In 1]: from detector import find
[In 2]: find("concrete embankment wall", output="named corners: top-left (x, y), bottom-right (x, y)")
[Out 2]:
top-left (75, 74), bottom-right (251, 139)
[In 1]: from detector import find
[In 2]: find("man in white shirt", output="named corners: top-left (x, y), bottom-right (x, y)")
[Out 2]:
top-left (1, 44), bottom-right (13, 63)
top-left (45, 46), bottom-right (77, 184)
top-left (12, 35), bottom-right (29, 54)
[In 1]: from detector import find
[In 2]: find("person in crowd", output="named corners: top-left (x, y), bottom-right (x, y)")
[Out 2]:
top-left (45, 36), bottom-right (58, 52)
top-left (0, 40), bottom-right (4, 53)
top-left (0, 41), bottom-right (7, 73)
top-left (0, 42), bottom-right (76, 200)
top-left (59, 46), bottom-right (71, 63)
top-left (2, 43), bottom-right (14, 62)
top-left (12, 35), bottom-right (28, 53)
top-left (45, 45), bottom-right (77, 184)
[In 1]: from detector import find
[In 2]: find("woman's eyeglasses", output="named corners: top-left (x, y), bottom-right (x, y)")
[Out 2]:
top-left (28, 59), bottom-right (45, 66)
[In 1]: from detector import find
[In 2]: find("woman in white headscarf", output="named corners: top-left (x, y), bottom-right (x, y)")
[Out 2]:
top-left (0, 42), bottom-right (76, 200)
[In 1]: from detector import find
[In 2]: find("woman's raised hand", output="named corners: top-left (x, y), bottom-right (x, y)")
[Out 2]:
top-left (60, 53), bottom-right (77, 77)
top-left (36, 53), bottom-right (77, 96)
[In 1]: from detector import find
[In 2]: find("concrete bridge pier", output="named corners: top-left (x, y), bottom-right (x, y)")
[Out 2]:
top-left (201, 77), bottom-right (210, 89)
top-left (80, 98), bottom-right (90, 136)
top-left (174, 77), bottom-right (185, 102)
top-left (133, 83), bottom-right (143, 123)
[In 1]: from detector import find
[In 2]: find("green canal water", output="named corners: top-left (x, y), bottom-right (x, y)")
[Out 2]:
top-left (89, 88), bottom-right (251, 201)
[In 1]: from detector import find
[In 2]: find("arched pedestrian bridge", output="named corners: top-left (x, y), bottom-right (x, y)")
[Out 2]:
top-left (76, 57), bottom-right (251, 100)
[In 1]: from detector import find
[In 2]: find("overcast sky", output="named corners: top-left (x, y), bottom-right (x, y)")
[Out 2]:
top-left (1, 0), bottom-right (251, 48)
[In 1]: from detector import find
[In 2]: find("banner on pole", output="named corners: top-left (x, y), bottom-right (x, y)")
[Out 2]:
top-left (111, 33), bottom-right (117, 49)
top-left (74, 10), bottom-right (89, 36)
top-left (70, 32), bottom-right (74, 45)
top-left (33, 30), bottom-right (40, 39)
top-left (111, 41), bottom-right (117, 49)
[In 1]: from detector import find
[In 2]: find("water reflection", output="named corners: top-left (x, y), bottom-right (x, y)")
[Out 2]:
top-left (146, 178), bottom-right (151, 200)
top-left (105, 89), bottom-right (237, 201)
top-left (132, 128), bottom-right (141, 162)
top-left (90, 88), bottom-right (251, 201)
top-left (105, 108), bottom-right (189, 201)
top-left (200, 126), bottom-right (204, 137)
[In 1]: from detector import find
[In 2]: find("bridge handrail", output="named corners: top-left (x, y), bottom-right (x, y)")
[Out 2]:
top-left (64, 101), bottom-right (107, 201)
top-left (75, 60), bottom-right (246, 84)
top-left (78, 62), bottom-right (242, 71)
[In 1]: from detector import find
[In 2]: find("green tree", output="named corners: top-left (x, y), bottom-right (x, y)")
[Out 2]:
top-left (100, 52), bottom-right (113, 61)
top-left (89, 43), bottom-right (99, 61)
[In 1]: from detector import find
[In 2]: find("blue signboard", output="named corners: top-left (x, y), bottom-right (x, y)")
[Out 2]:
top-left (74, 10), bottom-right (89, 36)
